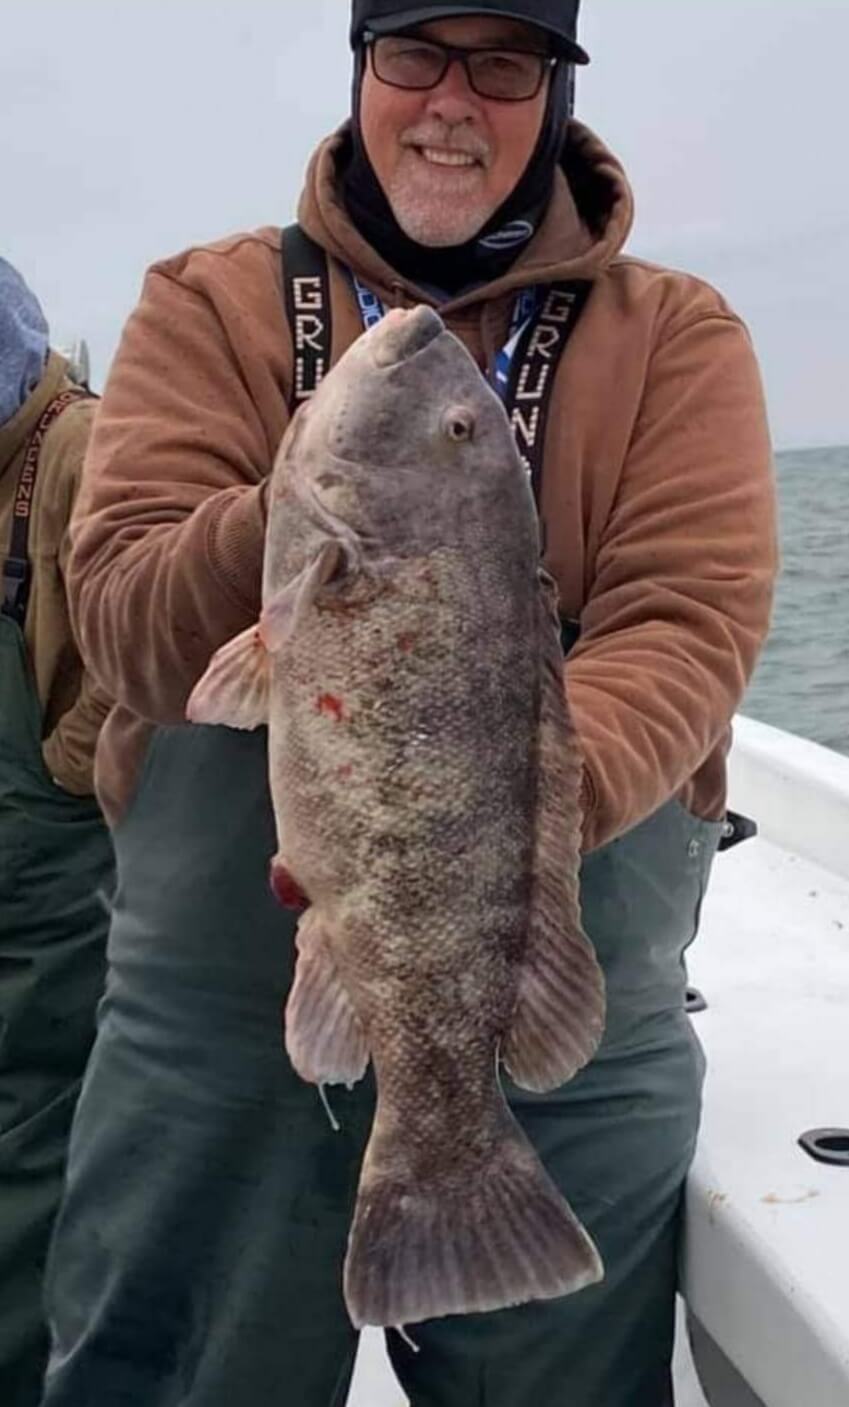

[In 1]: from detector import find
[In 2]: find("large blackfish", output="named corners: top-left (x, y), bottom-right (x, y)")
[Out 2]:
top-left (188, 306), bottom-right (606, 1328)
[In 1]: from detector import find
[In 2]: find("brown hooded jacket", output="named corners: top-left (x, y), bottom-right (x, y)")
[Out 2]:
top-left (0, 350), bottom-right (109, 795)
top-left (67, 121), bottom-right (778, 845)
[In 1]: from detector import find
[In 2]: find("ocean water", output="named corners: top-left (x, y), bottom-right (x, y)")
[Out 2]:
top-left (743, 444), bottom-right (849, 756)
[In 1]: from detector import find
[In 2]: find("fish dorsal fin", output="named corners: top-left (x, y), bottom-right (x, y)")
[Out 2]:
top-left (502, 580), bottom-right (606, 1091)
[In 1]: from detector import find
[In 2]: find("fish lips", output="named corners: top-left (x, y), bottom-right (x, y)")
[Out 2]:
top-left (371, 305), bottom-right (445, 369)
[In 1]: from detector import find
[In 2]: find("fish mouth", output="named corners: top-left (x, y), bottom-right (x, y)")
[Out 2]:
top-left (371, 306), bottom-right (445, 368)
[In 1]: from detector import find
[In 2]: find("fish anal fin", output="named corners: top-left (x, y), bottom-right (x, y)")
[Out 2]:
top-left (503, 590), bottom-right (606, 1093)
top-left (284, 908), bottom-right (370, 1087)
top-left (186, 624), bottom-right (269, 729)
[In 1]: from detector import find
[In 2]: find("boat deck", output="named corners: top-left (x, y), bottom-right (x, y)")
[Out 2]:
top-left (683, 722), bottom-right (849, 1406)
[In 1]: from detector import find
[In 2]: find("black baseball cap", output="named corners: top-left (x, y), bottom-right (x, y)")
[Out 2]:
top-left (350, 1), bottom-right (590, 65)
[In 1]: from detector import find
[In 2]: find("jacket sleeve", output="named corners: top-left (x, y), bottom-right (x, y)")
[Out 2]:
top-left (67, 264), bottom-right (279, 726)
top-left (38, 397), bottom-right (108, 795)
top-left (566, 308), bottom-right (778, 853)
top-left (43, 673), bottom-right (112, 796)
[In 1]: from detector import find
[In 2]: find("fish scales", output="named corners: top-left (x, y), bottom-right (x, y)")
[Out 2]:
top-left (188, 304), bottom-right (607, 1329)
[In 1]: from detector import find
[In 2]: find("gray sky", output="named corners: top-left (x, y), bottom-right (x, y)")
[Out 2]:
top-left (3, 0), bottom-right (847, 450)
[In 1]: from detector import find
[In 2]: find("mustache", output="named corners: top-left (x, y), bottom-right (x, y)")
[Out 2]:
top-left (400, 125), bottom-right (490, 165)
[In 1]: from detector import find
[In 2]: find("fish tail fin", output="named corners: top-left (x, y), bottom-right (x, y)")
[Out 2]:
top-left (344, 1103), bottom-right (603, 1328)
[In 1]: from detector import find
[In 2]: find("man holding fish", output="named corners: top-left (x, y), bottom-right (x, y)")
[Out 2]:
top-left (39, 3), bottom-right (777, 1405)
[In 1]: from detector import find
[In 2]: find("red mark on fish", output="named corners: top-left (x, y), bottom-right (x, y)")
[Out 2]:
top-left (316, 693), bottom-right (346, 722)
top-left (270, 860), bottom-right (309, 912)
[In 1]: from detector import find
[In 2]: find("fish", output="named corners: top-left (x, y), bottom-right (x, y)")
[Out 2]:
top-left (187, 304), bottom-right (606, 1329)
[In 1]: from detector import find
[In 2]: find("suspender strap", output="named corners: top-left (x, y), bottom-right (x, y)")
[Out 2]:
top-left (281, 224), bottom-right (333, 415)
top-left (2, 388), bottom-right (91, 629)
top-left (278, 224), bottom-right (594, 514)
top-left (502, 280), bottom-right (593, 506)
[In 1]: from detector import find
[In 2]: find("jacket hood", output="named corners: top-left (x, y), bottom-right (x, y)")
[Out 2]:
top-left (0, 350), bottom-right (69, 480)
top-left (0, 257), bottom-right (50, 426)
top-left (297, 118), bottom-right (634, 310)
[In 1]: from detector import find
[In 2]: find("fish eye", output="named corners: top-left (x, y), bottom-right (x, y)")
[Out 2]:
top-left (441, 406), bottom-right (476, 443)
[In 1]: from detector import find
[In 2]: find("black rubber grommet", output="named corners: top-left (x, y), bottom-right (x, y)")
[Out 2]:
top-left (798, 1128), bottom-right (849, 1166)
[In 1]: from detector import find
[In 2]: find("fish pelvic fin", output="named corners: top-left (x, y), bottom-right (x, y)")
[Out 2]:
top-left (344, 1102), bottom-right (603, 1328)
top-left (284, 909), bottom-right (370, 1087)
top-left (186, 623), bottom-right (269, 729)
top-left (502, 576), bottom-right (606, 1093)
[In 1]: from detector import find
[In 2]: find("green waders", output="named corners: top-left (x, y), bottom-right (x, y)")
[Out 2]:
top-left (41, 705), bottom-right (721, 1407)
top-left (0, 611), bottom-right (112, 1406)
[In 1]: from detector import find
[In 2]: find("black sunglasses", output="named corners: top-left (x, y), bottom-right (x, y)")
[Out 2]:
top-left (365, 32), bottom-right (558, 103)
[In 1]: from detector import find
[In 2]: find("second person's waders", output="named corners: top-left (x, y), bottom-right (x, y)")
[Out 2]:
top-left (0, 394), bottom-right (113, 1406)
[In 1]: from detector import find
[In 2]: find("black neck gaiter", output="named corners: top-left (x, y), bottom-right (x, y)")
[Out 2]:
top-left (341, 48), bottom-right (572, 294)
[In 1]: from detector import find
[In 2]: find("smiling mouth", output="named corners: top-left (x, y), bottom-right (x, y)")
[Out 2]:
top-left (413, 145), bottom-right (483, 169)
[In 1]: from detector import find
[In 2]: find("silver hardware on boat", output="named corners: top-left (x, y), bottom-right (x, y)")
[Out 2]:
top-left (798, 1128), bottom-right (849, 1167)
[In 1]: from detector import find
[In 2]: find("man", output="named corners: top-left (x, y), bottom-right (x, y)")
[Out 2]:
top-left (0, 259), bottom-right (113, 1406)
top-left (41, 3), bottom-right (777, 1404)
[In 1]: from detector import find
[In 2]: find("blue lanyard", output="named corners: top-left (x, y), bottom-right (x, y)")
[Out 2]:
top-left (351, 274), bottom-right (540, 405)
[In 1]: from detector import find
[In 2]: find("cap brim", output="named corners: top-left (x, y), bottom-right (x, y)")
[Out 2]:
top-left (363, 7), bottom-right (590, 64)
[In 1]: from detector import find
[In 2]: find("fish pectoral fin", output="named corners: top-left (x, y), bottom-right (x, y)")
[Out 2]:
top-left (284, 908), bottom-right (370, 1087)
top-left (260, 540), bottom-right (343, 653)
top-left (186, 624), bottom-right (270, 729)
top-left (502, 595), bottom-right (606, 1094)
